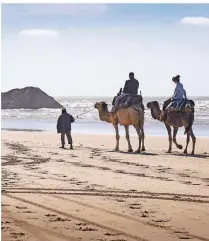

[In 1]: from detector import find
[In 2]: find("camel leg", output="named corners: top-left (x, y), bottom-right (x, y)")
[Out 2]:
top-left (113, 124), bottom-right (120, 151)
top-left (190, 128), bottom-right (196, 155)
top-left (141, 128), bottom-right (146, 152)
top-left (184, 132), bottom-right (190, 154)
top-left (165, 124), bottom-right (172, 153)
top-left (173, 127), bottom-right (183, 150)
top-left (134, 126), bottom-right (142, 153)
top-left (124, 126), bottom-right (133, 152)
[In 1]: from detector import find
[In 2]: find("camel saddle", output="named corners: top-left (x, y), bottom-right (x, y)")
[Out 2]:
top-left (167, 99), bottom-right (195, 113)
top-left (112, 94), bottom-right (144, 109)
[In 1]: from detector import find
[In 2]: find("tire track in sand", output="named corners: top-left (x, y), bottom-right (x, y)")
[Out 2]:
top-left (4, 193), bottom-right (149, 241)
top-left (3, 212), bottom-right (79, 241)
top-left (3, 187), bottom-right (209, 198)
top-left (53, 194), bottom-right (209, 241)
top-left (2, 188), bottom-right (209, 204)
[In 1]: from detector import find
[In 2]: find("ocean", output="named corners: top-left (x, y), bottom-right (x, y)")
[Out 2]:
top-left (1, 96), bottom-right (209, 137)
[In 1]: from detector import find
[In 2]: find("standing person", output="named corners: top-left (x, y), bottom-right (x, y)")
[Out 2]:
top-left (57, 107), bottom-right (75, 149)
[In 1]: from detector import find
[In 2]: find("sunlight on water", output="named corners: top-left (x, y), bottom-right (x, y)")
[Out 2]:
top-left (1, 96), bottom-right (209, 137)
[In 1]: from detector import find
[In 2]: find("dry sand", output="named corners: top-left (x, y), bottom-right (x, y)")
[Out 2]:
top-left (1, 130), bottom-right (209, 241)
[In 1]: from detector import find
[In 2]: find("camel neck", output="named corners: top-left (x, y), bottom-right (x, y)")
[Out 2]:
top-left (99, 109), bottom-right (112, 123)
top-left (151, 107), bottom-right (162, 122)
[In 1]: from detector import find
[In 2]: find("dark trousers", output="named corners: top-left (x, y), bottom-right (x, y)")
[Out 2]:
top-left (61, 131), bottom-right (72, 147)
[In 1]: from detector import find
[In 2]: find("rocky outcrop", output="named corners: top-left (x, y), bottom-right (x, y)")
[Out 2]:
top-left (1, 87), bottom-right (63, 109)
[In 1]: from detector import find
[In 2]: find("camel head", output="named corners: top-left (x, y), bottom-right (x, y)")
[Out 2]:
top-left (147, 101), bottom-right (160, 110)
top-left (95, 101), bottom-right (111, 123)
top-left (147, 101), bottom-right (162, 120)
top-left (94, 101), bottom-right (108, 112)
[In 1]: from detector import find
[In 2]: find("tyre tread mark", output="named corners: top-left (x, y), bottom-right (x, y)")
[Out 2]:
top-left (4, 193), bottom-right (149, 241)
top-left (53, 195), bottom-right (209, 241)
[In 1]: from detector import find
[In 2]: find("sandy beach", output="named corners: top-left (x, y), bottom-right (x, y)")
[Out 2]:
top-left (1, 130), bottom-right (209, 241)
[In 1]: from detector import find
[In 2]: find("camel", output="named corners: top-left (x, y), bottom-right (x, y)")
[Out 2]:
top-left (94, 102), bottom-right (145, 153)
top-left (147, 101), bottom-right (196, 155)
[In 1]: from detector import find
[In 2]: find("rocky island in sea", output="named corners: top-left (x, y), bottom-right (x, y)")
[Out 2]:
top-left (1, 86), bottom-right (63, 109)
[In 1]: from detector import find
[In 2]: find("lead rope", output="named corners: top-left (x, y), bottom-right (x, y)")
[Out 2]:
top-left (76, 108), bottom-right (95, 119)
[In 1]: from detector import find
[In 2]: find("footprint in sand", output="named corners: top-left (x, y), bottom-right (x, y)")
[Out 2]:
top-left (78, 226), bottom-right (98, 231)
top-left (129, 203), bottom-right (142, 209)
top-left (15, 206), bottom-right (27, 210)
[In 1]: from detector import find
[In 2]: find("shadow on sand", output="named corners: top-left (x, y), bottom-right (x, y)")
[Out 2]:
top-left (121, 151), bottom-right (158, 156)
top-left (171, 152), bottom-right (209, 159)
top-left (108, 149), bottom-right (209, 159)
top-left (107, 150), bottom-right (158, 156)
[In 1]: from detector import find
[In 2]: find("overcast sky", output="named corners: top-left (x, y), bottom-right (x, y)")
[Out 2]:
top-left (1, 3), bottom-right (209, 97)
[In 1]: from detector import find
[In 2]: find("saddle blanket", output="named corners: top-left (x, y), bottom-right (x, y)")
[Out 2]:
top-left (167, 99), bottom-right (194, 112)
top-left (113, 94), bottom-right (143, 108)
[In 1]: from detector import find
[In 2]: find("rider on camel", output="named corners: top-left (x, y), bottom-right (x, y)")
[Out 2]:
top-left (161, 75), bottom-right (187, 120)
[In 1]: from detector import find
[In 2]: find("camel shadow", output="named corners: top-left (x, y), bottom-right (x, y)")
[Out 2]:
top-left (119, 151), bottom-right (158, 156)
top-left (171, 153), bottom-right (209, 159)
top-left (107, 149), bottom-right (158, 156)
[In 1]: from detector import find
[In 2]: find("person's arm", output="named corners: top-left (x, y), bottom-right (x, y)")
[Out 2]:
top-left (70, 115), bottom-right (75, 123)
top-left (136, 80), bottom-right (139, 95)
top-left (123, 81), bottom-right (128, 93)
top-left (57, 116), bottom-right (61, 133)
top-left (171, 85), bottom-right (178, 100)
top-left (183, 89), bottom-right (187, 99)
top-left (183, 85), bottom-right (187, 99)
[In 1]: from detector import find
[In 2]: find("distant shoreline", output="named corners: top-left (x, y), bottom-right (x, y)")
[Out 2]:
top-left (2, 128), bottom-right (209, 139)
top-left (54, 96), bottom-right (209, 99)
top-left (1, 128), bottom-right (43, 132)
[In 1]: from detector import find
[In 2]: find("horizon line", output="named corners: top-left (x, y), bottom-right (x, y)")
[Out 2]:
top-left (54, 95), bottom-right (209, 98)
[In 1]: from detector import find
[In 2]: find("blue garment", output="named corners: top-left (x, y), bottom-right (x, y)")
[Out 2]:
top-left (170, 98), bottom-right (187, 110)
top-left (172, 82), bottom-right (186, 100)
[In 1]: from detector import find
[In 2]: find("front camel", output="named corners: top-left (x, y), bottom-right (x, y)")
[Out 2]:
top-left (95, 102), bottom-right (145, 153)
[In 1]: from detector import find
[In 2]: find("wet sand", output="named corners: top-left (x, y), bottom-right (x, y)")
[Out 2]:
top-left (1, 130), bottom-right (209, 241)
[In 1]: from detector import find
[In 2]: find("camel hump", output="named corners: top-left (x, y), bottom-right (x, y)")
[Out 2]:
top-left (122, 95), bottom-right (144, 111)
top-left (129, 95), bottom-right (143, 105)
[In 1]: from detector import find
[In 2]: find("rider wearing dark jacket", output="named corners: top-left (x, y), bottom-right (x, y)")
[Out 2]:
top-left (123, 72), bottom-right (139, 95)
top-left (111, 72), bottom-right (140, 114)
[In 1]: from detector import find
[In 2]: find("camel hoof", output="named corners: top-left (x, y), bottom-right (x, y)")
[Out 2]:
top-left (178, 145), bottom-right (183, 150)
top-left (128, 149), bottom-right (133, 153)
top-left (166, 150), bottom-right (171, 154)
top-left (114, 148), bottom-right (119, 152)
top-left (184, 149), bottom-right (187, 154)
top-left (191, 151), bottom-right (195, 155)
top-left (141, 148), bottom-right (146, 152)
